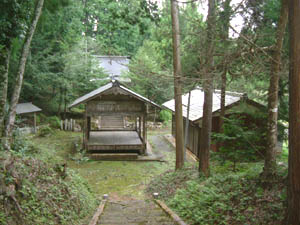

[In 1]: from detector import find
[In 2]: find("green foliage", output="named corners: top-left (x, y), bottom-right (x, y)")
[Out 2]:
top-left (0, 135), bottom-right (97, 224)
top-left (10, 129), bottom-right (38, 155)
top-left (159, 110), bottom-right (172, 124)
top-left (46, 116), bottom-right (61, 129)
top-left (84, 0), bottom-right (159, 55)
top-left (169, 168), bottom-right (286, 225)
top-left (146, 166), bottom-right (199, 201)
top-left (69, 138), bottom-right (89, 163)
top-left (212, 116), bottom-right (264, 169)
top-left (127, 39), bottom-right (173, 104)
top-left (148, 164), bottom-right (286, 225)
top-left (38, 125), bottom-right (54, 137)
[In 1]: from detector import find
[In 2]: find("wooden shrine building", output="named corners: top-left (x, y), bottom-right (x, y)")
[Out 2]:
top-left (69, 81), bottom-right (161, 155)
top-left (16, 102), bottom-right (42, 133)
top-left (163, 88), bottom-right (270, 159)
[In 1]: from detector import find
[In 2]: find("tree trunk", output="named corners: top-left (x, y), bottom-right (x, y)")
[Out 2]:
top-left (263, 0), bottom-right (288, 179)
top-left (184, 91), bottom-right (191, 161)
top-left (170, 0), bottom-right (184, 170)
top-left (0, 48), bottom-right (10, 136)
top-left (199, 0), bottom-right (216, 177)
top-left (218, 67), bottom-right (227, 151)
top-left (218, 0), bottom-right (231, 151)
top-left (287, 0), bottom-right (300, 223)
top-left (4, 0), bottom-right (44, 149)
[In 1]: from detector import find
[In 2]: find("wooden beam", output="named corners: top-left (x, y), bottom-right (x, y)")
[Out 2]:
top-left (86, 112), bottom-right (144, 117)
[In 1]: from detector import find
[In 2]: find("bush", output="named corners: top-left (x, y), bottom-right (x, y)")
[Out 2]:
top-left (0, 154), bottom-right (98, 225)
top-left (146, 166), bottom-right (199, 201)
top-left (38, 125), bottom-right (54, 137)
top-left (46, 116), bottom-right (61, 129)
top-left (159, 110), bottom-right (172, 124)
top-left (212, 116), bottom-right (263, 170)
top-left (168, 167), bottom-right (286, 225)
top-left (11, 129), bottom-right (38, 155)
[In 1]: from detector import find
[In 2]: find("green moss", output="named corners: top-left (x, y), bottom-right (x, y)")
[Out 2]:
top-left (30, 130), bottom-right (176, 199)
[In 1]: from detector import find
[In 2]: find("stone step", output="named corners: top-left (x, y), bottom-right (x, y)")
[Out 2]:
top-left (97, 201), bottom-right (176, 225)
top-left (89, 153), bottom-right (138, 160)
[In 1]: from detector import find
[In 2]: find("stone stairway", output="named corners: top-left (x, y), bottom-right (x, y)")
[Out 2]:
top-left (100, 115), bottom-right (125, 129)
top-left (97, 200), bottom-right (176, 225)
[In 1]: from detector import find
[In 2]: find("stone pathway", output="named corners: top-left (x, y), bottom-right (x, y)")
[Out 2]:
top-left (97, 199), bottom-right (176, 225)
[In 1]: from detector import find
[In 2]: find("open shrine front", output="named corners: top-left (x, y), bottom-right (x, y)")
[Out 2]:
top-left (83, 84), bottom-right (149, 155)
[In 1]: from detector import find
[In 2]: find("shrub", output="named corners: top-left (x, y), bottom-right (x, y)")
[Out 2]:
top-left (11, 129), bottom-right (38, 155)
top-left (46, 116), bottom-right (61, 129)
top-left (169, 167), bottom-right (286, 225)
top-left (38, 125), bottom-right (54, 137)
top-left (159, 110), bottom-right (172, 124)
top-left (212, 116), bottom-right (263, 170)
top-left (0, 154), bottom-right (98, 225)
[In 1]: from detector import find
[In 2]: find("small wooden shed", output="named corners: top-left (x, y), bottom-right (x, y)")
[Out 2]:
top-left (69, 80), bottom-right (161, 155)
top-left (163, 88), bottom-right (268, 158)
top-left (16, 102), bottom-right (42, 133)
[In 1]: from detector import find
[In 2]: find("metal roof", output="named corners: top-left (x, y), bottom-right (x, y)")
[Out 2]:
top-left (95, 55), bottom-right (129, 77)
top-left (163, 88), bottom-right (242, 122)
top-left (69, 81), bottom-right (161, 109)
top-left (16, 103), bottom-right (42, 115)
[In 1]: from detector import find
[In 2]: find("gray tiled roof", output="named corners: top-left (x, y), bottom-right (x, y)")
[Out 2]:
top-left (96, 56), bottom-right (129, 77)
top-left (163, 88), bottom-right (243, 122)
top-left (68, 81), bottom-right (161, 109)
top-left (16, 103), bottom-right (42, 114)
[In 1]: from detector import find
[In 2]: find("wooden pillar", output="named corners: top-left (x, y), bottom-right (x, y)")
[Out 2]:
top-left (84, 105), bottom-right (88, 149)
top-left (87, 116), bottom-right (91, 140)
top-left (143, 113), bottom-right (147, 154)
top-left (139, 116), bottom-right (142, 137)
top-left (135, 117), bottom-right (138, 131)
top-left (33, 112), bottom-right (37, 133)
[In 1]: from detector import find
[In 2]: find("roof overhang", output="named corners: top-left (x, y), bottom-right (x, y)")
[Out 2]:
top-left (69, 80), bottom-right (161, 110)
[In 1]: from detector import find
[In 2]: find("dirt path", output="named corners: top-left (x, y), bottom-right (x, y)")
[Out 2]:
top-left (97, 199), bottom-right (175, 225)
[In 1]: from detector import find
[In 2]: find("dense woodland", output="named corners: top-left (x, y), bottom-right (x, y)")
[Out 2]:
top-left (0, 0), bottom-right (300, 224)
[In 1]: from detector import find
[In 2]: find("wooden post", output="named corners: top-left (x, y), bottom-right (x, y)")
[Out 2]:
top-left (139, 116), bottom-right (142, 137)
top-left (87, 116), bottom-right (91, 140)
top-left (33, 112), bottom-right (37, 133)
top-left (64, 119), bottom-right (67, 130)
top-left (60, 120), bottom-right (63, 130)
top-left (143, 113), bottom-right (147, 154)
top-left (84, 105), bottom-right (87, 149)
top-left (135, 117), bottom-right (138, 131)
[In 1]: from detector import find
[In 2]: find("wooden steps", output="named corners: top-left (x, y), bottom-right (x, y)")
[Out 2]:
top-left (89, 153), bottom-right (138, 161)
top-left (100, 116), bottom-right (124, 129)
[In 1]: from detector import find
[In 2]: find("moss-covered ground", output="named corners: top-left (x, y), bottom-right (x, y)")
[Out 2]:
top-left (31, 128), bottom-right (178, 199)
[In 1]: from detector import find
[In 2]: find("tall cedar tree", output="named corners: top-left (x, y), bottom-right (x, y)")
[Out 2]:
top-left (218, 0), bottom-right (231, 151)
top-left (170, 0), bottom-right (184, 169)
top-left (287, 0), bottom-right (300, 223)
top-left (199, 0), bottom-right (216, 176)
top-left (0, 49), bottom-right (10, 136)
top-left (4, 0), bottom-right (44, 149)
top-left (263, 0), bottom-right (288, 179)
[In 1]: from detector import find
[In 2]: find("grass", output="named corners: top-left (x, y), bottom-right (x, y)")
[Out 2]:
top-left (30, 129), bottom-right (176, 199)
